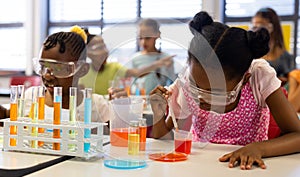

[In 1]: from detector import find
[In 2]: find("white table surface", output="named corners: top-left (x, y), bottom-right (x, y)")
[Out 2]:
top-left (0, 127), bottom-right (63, 170)
top-left (26, 138), bottom-right (300, 177)
top-left (0, 150), bottom-right (62, 170)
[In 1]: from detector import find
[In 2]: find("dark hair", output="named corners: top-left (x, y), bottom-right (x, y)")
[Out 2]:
top-left (254, 7), bottom-right (285, 51)
top-left (83, 28), bottom-right (96, 44)
top-left (43, 31), bottom-right (87, 61)
top-left (188, 11), bottom-right (270, 79)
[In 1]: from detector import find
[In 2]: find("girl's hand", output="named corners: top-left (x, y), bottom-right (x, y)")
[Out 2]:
top-left (218, 143), bottom-right (266, 170)
top-left (156, 55), bottom-right (175, 67)
top-left (108, 87), bottom-right (128, 100)
top-left (149, 86), bottom-right (170, 118)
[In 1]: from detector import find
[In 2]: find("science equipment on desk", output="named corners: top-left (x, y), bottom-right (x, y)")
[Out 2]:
top-left (30, 86), bottom-right (38, 148)
top-left (1, 118), bottom-right (106, 159)
top-left (17, 85), bottom-right (25, 118)
top-left (128, 120), bottom-right (139, 155)
top-left (174, 129), bottom-right (192, 154)
top-left (53, 87), bottom-right (62, 150)
top-left (1, 85), bottom-right (106, 159)
top-left (110, 97), bottom-right (144, 147)
top-left (38, 86), bottom-right (45, 147)
top-left (138, 118), bottom-right (147, 151)
top-left (9, 85), bottom-right (18, 146)
top-left (148, 152), bottom-right (188, 162)
top-left (68, 87), bottom-right (77, 151)
top-left (84, 88), bottom-right (92, 153)
top-left (104, 159), bottom-right (147, 170)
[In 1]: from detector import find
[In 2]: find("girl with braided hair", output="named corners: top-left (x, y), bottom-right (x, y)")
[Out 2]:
top-left (25, 26), bottom-right (118, 133)
top-left (149, 11), bottom-right (300, 170)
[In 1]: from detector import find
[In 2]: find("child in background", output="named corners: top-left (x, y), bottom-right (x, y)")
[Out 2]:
top-left (251, 7), bottom-right (295, 86)
top-left (79, 28), bottom-right (173, 96)
top-left (131, 18), bottom-right (176, 94)
top-left (150, 11), bottom-right (300, 170)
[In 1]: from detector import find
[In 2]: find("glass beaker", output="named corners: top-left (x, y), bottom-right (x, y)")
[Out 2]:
top-left (110, 97), bottom-right (144, 147)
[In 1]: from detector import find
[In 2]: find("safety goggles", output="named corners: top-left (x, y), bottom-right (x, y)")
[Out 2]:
top-left (32, 58), bottom-right (85, 78)
top-left (178, 67), bottom-right (244, 106)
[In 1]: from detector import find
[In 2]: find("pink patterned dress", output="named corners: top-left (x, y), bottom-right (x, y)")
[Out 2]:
top-left (182, 82), bottom-right (270, 145)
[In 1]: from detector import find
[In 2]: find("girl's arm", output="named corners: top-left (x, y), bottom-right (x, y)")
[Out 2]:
top-left (219, 88), bottom-right (300, 170)
top-left (288, 76), bottom-right (300, 112)
top-left (261, 87), bottom-right (300, 156)
top-left (149, 86), bottom-right (174, 139)
top-left (125, 55), bottom-right (175, 78)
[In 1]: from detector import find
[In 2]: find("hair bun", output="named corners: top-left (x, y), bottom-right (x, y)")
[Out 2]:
top-left (70, 25), bottom-right (87, 44)
top-left (189, 11), bottom-right (213, 34)
top-left (247, 27), bottom-right (270, 59)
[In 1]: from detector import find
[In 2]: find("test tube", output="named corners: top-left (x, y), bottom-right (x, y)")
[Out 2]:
top-left (84, 88), bottom-right (92, 153)
top-left (138, 118), bottom-right (147, 151)
top-left (125, 79), bottom-right (131, 96)
top-left (9, 86), bottom-right (18, 146)
top-left (17, 85), bottom-right (25, 118)
top-left (38, 86), bottom-right (45, 147)
top-left (138, 82), bottom-right (146, 96)
top-left (30, 87), bottom-right (38, 148)
top-left (69, 87), bottom-right (77, 151)
top-left (53, 87), bottom-right (62, 150)
top-left (128, 120), bottom-right (140, 155)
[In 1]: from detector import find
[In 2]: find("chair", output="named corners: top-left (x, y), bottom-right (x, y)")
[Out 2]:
top-left (10, 75), bottom-right (42, 89)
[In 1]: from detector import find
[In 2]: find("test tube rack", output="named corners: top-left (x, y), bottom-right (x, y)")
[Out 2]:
top-left (0, 117), bottom-right (107, 159)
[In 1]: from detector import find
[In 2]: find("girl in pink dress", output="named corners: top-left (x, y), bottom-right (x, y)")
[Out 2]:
top-left (149, 11), bottom-right (300, 170)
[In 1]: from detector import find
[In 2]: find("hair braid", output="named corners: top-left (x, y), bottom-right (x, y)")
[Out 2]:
top-left (43, 31), bottom-right (86, 61)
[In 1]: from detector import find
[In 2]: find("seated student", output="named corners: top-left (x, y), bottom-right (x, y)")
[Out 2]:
top-left (150, 11), bottom-right (300, 170)
top-left (79, 28), bottom-right (173, 96)
top-left (288, 69), bottom-right (300, 112)
top-left (1, 26), bottom-right (126, 133)
top-left (251, 7), bottom-right (295, 86)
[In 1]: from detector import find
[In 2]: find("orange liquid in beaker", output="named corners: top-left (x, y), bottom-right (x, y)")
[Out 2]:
top-left (110, 128), bottom-right (129, 147)
top-left (110, 128), bottom-right (138, 147)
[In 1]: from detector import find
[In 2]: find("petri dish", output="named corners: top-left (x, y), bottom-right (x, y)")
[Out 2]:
top-left (104, 159), bottom-right (147, 170)
top-left (148, 152), bottom-right (188, 162)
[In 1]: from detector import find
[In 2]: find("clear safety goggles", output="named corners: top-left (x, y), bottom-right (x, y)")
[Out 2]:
top-left (32, 58), bottom-right (85, 78)
top-left (178, 66), bottom-right (244, 106)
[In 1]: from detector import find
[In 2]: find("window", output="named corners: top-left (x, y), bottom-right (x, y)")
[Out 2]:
top-left (225, 0), bottom-right (294, 17)
top-left (48, 0), bottom-right (202, 73)
top-left (0, 0), bottom-right (26, 71)
top-left (224, 0), bottom-right (299, 68)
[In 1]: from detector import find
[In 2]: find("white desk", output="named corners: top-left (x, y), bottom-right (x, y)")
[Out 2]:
top-left (26, 139), bottom-right (300, 177)
top-left (0, 127), bottom-right (71, 177)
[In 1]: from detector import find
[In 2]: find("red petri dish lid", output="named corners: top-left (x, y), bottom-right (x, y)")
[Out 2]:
top-left (148, 152), bottom-right (188, 162)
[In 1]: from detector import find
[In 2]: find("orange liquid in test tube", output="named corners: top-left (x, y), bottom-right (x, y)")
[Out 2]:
top-left (53, 102), bottom-right (61, 150)
top-left (38, 96), bottom-right (45, 146)
top-left (125, 86), bottom-right (131, 96)
top-left (140, 88), bottom-right (146, 96)
top-left (139, 126), bottom-right (147, 151)
top-left (9, 103), bottom-right (17, 146)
